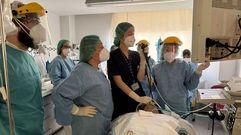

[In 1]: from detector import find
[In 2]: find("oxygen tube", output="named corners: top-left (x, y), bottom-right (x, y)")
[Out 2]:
top-left (0, 0), bottom-right (15, 134)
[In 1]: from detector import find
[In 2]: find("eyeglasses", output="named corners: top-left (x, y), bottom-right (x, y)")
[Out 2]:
top-left (62, 45), bottom-right (71, 49)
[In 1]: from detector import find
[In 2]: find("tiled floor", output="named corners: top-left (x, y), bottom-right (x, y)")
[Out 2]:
top-left (190, 114), bottom-right (228, 135)
top-left (53, 114), bottom-right (229, 135)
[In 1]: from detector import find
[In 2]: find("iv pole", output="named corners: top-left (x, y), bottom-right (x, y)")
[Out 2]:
top-left (0, 0), bottom-right (15, 134)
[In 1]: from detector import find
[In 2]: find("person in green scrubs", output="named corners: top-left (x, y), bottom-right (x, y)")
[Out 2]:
top-left (0, 1), bottom-right (47, 135)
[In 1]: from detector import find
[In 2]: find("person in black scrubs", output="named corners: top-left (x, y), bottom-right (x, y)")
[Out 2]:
top-left (107, 22), bottom-right (152, 120)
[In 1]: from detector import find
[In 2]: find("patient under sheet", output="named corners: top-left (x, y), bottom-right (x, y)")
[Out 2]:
top-left (110, 110), bottom-right (197, 135)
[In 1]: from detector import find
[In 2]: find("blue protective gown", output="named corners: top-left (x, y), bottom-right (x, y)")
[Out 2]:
top-left (0, 43), bottom-right (43, 135)
top-left (52, 62), bottom-right (113, 135)
top-left (49, 55), bottom-right (75, 87)
top-left (141, 56), bottom-right (155, 97)
top-left (186, 61), bottom-right (198, 110)
top-left (152, 59), bottom-right (200, 115)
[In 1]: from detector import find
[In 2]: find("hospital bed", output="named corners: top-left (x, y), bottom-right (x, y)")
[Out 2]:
top-left (110, 110), bottom-right (197, 135)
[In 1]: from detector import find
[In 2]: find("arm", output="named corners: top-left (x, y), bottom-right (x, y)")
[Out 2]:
top-left (137, 50), bottom-right (146, 81)
top-left (186, 62), bottom-right (210, 90)
top-left (113, 75), bottom-right (133, 95)
top-left (108, 52), bottom-right (151, 104)
top-left (195, 62), bottom-right (210, 75)
top-left (184, 63), bottom-right (201, 90)
top-left (51, 72), bottom-right (82, 125)
top-left (113, 75), bottom-right (151, 104)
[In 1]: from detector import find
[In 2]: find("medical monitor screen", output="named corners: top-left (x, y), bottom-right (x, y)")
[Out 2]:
top-left (192, 0), bottom-right (241, 63)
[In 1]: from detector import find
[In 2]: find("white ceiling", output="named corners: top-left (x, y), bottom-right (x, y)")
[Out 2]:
top-left (21, 0), bottom-right (193, 16)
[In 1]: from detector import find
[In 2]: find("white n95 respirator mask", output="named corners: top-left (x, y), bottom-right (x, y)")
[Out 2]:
top-left (183, 58), bottom-right (191, 62)
top-left (30, 24), bottom-right (47, 45)
top-left (164, 52), bottom-right (175, 63)
top-left (99, 48), bottom-right (110, 62)
top-left (124, 35), bottom-right (135, 47)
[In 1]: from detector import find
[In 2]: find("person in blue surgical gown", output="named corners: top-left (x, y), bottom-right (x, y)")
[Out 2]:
top-left (0, 1), bottom-right (47, 135)
top-left (182, 49), bottom-right (198, 111)
top-left (136, 39), bottom-right (155, 97)
top-left (49, 39), bottom-right (75, 87)
top-left (52, 35), bottom-right (113, 135)
top-left (152, 36), bottom-right (210, 116)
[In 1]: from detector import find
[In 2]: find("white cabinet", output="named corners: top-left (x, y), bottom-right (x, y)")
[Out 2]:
top-left (43, 94), bottom-right (62, 135)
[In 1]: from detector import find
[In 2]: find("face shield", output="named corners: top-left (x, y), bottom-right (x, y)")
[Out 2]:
top-left (0, 0), bottom-right (18, 40)
top-left (11, 2), bottom-right (52, 49)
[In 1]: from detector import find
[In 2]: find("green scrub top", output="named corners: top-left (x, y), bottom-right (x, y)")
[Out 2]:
top-left (0, 43), bottom-right (43, 135)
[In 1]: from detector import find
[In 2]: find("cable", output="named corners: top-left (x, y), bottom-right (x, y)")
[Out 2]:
top-left (208, 19), bottom-right (241, 60)
top-left (144, 56), bottom-right (154, 98)
top-left (152, 81), bottom-right (188, 113)
top-left (136, 99), bottom-right (163, 112)
top-left (181, 103), bottom-right (212, 119)
top-left (136, 87), bottom-right (212, 118)
top-left (238, 17), bottom-right (241, 29)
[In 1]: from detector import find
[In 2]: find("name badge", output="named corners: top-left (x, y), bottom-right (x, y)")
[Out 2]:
top-left (131, 83), bottom-right (140, 91)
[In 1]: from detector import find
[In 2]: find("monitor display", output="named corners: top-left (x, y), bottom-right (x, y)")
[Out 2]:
top-left (192, 0), bottom-right (241, 63)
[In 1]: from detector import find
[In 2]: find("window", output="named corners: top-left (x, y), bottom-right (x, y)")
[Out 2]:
top-left (111, 9), bottom-right (193, 61)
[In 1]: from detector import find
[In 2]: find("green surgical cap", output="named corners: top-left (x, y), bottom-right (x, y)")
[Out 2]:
top-left (114, 22), bottom-right (134, 47)
top-left (79, 35), bottom-right (101, 62)
top-left (57, 39), bottom-right (70, 55)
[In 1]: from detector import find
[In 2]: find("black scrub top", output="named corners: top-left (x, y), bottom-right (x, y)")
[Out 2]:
top-left (107, 48), bottom-right (145, 120)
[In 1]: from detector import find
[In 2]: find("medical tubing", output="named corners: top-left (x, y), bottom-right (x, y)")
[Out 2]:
top-left (0, 1), bottom-right (15, 135)
top-left (144, 55), bottom-right (154, 98)
top-left (135, 99), bottom-right (161, 112)
top-left (136, 97), bottom-right (211, 119)
top-left (181, 103), bottom-right (212, 119)
top-left (212, 36), bottom-right (241, 59)
top-left (211, 18), bottom-right (241, 60)
top-left (136, 102), bottom-right (143, 111)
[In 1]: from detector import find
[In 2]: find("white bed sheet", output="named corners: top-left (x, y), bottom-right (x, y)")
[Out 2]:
top-left (110, 111), bottom-right (197, 135)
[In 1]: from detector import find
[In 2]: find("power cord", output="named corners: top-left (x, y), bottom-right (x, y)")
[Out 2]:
top-left (206, 18), bottom-right (241, 60)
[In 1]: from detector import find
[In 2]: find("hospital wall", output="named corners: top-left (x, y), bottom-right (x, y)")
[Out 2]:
top-left (237, 60), bottom-right (241, 77)
top-left (200, 60), bottom-right (240, 89)
top-left (60, 16), bottom-right (76, 44)
top-left (74, 14), bottom-right (112, 49)
top-left (58, 13), bottom-right (241, 89)
top-left (48, 12), bottom-right (61, 47)
top-left (219, 60), bottom-right (239, 81)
